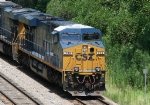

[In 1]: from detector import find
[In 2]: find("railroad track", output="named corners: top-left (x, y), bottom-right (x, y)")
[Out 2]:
top-left (76, 98), bottom-right (87, 105)
top-left (97, 96), bottom-right (118, 105)
top-left (0, 92), bottom-right (13, 105)
top-left (0, 72), bottom-right (43, 105)
top-left (74, 96), bottom-right (118, 105)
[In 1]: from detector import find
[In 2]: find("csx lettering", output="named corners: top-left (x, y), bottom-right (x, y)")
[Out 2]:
top-left (75, 53), bottom-right (94, 61)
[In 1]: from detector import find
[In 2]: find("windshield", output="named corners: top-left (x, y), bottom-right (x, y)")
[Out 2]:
top-left (61, 33), bottom-right (80, 41)
top-left (83, 33), bottom-right (100, 41)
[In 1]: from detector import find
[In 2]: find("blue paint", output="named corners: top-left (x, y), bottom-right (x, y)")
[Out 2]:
top-left (58, 28), bottom-right (104, 49)
top-left (4, 8), bottom-right (38, 22)
top-left (18, 11), bottom-right (42, 26)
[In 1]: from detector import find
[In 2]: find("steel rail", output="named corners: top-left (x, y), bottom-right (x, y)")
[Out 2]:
top-left (0, 72), bottom-right (43, 105)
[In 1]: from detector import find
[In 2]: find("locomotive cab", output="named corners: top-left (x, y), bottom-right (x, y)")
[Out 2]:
top-left (54, 24), bottom-right (106, 96)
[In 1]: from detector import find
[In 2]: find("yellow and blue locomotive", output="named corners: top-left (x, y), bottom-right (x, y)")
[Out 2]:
top-left (0, 1), bottom-right (105, 96)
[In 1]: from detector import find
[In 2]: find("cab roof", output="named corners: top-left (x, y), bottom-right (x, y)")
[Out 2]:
top-left (54, 24), bottom-right (93, 32)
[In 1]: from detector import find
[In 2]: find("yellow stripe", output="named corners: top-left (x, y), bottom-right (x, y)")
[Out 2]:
top-left (78, 73), bottom-right (93, 75)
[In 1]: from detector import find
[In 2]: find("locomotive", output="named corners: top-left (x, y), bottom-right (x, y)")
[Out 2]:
top-left (0, 1), bottom-right (106, 96)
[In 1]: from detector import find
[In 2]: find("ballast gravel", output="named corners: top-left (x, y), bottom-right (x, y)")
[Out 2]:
top-left (0, 56), bottom-right (73, 105)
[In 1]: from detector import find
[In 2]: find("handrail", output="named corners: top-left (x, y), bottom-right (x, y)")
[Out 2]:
top-left (13, 32), bottom-right (25, 44)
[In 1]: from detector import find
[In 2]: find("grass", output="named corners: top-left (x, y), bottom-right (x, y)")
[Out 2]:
top-left (102, 39), bottom-right (150, 105)
top-left (104, 80), bottom-right (150, 105)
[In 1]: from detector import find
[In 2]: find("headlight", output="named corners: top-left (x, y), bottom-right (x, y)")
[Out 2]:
top-left (63, 52), bottom-right (73, 55)
top-left (95, 67), bottom-right (100, 72)
top-left (74, 67), bottom-right (79, 72)
top-left (83, 45), bottom-right (88, 52)
top-left (97, 51), bottom-right (105, 55)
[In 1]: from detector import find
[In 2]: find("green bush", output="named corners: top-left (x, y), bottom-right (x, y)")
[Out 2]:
top-left (106, 44), bottom-right (150, 89)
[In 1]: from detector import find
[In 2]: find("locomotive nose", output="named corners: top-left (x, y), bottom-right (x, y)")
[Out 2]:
top-left (63, 44), bottom-right (105, 96)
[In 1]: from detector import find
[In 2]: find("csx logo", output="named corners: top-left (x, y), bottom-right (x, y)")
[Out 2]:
top-left (75, 53), bottom-right (94, 61)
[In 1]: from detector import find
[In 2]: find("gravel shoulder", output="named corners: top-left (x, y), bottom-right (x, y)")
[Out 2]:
top-left (0, 54), bottom-right (73, 105)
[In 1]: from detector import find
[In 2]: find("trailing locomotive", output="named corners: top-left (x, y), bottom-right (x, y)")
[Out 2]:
top-left (0, 1), bottom-right (106, 96)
